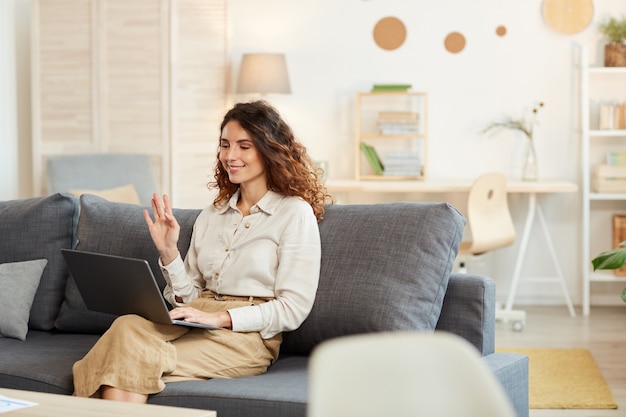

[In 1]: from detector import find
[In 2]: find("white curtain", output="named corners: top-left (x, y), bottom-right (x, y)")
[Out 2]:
top-left (0, 0), bottom-right (18, 200)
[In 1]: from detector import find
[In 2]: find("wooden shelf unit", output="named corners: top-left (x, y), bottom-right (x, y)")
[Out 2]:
top-left (354, 91), bottom-right (428, 180)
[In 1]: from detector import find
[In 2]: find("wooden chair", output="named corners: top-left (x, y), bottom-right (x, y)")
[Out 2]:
top-left (457, 172), bottom-right (525, 331)
top-left (458, 172), bottom-right (516, 257)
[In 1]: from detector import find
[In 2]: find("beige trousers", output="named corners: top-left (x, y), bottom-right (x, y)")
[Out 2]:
top-left (72, 292), bottom-right (281, 397)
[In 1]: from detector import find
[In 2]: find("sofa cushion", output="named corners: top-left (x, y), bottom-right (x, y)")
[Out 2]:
top-left (152, 355), bottom-right (309, 417)
top-left (55, 194), bottom-right (201, 334)
top-left (0, 193), bottom-right (79, 330)
top-left (281, 202), bottom-right (465, 355)
top-left (0, 330), bottom-right (100, 394)
top-left (0, 259), bottom-right (48, 340)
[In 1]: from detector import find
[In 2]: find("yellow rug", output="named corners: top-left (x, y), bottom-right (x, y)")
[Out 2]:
top-left (497, 348), bottom-right (617, 409)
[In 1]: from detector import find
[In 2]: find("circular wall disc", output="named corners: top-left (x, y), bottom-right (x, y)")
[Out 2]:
top-left (373, 17), bottom-right (407, 51)
top-left (543, 0), bottom-right (594, 34)
top-left (444, 32), bottom-right (466, 54)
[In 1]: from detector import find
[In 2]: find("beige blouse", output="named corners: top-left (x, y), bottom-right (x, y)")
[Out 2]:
top-left (160, 190), bottom-right (321, 339)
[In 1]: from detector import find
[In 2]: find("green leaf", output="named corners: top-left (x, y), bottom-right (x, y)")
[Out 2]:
top-left (591, 246), bottom-right (626, 270)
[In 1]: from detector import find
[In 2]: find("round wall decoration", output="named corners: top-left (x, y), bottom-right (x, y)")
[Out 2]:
top-left (373, 17), bottom-right (407, 51)
top-left (542, 0), bottom-right (594, 34)
top-left (444, 32), bottom-right (466, 54)
top-left (496, 25), bottom-right (507, 37)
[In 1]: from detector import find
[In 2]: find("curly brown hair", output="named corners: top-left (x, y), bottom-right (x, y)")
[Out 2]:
top-left (209, 100), bottom-right (332, 221)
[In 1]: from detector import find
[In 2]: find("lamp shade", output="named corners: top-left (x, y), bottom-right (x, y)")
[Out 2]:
top-left (236, 53), bottom-right (291, 95)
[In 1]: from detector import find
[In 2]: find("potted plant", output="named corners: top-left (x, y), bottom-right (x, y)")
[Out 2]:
top-left (591, 244), bottom-right (626, 302)
top-left (598, 16), bottom-right (626, 67)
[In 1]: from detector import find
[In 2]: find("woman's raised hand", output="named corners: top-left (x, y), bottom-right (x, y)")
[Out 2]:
top-left (143, 193), bottom-right (180, 265)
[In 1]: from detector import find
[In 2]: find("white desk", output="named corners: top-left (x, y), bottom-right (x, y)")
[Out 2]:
top-left (326, 179), bottom-right (578, 318)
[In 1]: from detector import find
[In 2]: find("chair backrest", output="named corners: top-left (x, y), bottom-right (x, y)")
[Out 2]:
top-left (308, 332), bottom-right (516, 417)
top-left (46, 153), bottom-right (158, 206)
top-left (461, 172), bottom-right (516, 255)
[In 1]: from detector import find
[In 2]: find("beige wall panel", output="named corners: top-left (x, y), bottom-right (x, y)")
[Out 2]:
top-left (175, 0), bottom-right (226, 145)
top-left (102, 0), bottom-right (163, 148)
top-left (32, 0), bottom-right (227, 204)
top-left (172, 0), bottom-right (226, 208)
top-left (37, 0), bottom-right (92, 144)
top-left (175, 153), bottom-right (218, 208)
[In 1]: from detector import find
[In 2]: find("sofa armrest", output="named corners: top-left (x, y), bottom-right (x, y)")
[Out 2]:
top-left (435, 274), bottom-right (496, 356)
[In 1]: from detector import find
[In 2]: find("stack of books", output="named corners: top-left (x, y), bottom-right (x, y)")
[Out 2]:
top-left (599, 102), bottom-right (626, 130)
top-left (383, 151), bottom-right (422, 177)
top-left (377, 111), bottom-right (420, 135)
top-left (607, 151), bottom-right (626, 166)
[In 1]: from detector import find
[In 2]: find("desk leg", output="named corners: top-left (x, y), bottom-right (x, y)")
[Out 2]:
top-left (536, 203), bottom-right (576, 317)
top-left (505, 194), bottom-right (535, 313)
top-left (505, 193), bottom-right (576, 317)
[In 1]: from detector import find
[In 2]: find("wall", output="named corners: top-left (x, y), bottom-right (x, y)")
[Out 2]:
top-left (1, 0), bottom-right (18, 200)
top-left (6, 0), bottom-right (33, 199)
top-left (227, 0), bottom-right (626, 308)
top-left (9, 0), bottom-right (626, 308)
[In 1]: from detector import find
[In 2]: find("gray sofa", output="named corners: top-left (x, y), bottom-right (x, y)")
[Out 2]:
top-left (0, 193), bottom-right (529, 417)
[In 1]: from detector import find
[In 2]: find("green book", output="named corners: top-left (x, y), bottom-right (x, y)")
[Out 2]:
top-left (371, 84), bottom-right (412, 92)
top-left (360, 143), bottom-right (384, 175)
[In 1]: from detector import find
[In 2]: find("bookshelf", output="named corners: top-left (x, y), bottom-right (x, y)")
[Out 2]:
top-left (355, 92), bottom-right (428, 180)
top-left (579, 45), bottom-right (626, 315)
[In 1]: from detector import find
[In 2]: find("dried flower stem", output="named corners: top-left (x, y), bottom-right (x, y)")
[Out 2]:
top-left (482, 102), bottom-right (544, 142)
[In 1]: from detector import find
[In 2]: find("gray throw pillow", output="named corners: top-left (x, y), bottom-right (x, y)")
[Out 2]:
top-left (0, 193), bottom-right (79, 330)
top-left (281, 202), bottom-right (465, 355)
top-left (54, 194), bottom-right (201, 334)
top-left (0, 259), bottom-right (48, 340)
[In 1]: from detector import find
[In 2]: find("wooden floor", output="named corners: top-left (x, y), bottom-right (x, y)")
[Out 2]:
top-left (495, 306), bottom-right (626, 417)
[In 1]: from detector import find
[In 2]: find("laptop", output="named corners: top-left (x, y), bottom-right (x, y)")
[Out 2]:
top-left (61, 249), bottom-right (221, 330)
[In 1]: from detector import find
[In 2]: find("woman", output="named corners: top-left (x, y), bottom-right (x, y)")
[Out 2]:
top-left (73, 100), bottom-right (330, 402)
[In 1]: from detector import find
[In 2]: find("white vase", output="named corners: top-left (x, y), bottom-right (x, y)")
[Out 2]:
top-left (522, 140), bottom-right (538, 181)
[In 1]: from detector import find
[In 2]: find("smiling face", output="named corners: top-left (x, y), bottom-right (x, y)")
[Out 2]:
top-left (219, 120), bottom-right (267, 191)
